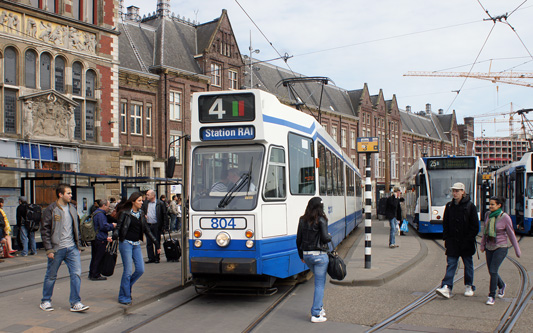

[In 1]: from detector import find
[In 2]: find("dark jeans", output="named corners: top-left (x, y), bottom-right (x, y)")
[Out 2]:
top-left (89, 240), bottom-right (107, 278)
top-left (441, 255), bottom-right (475, 291)
top-left (486, 247), bottom-right (508, 297)
top-left (146, 223), bottom-right (160, 261)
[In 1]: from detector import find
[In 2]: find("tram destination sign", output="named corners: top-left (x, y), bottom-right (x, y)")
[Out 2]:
top-left (198, 93), bottom-right (255, 123)
top-left (200, 125), bottom-right (255, 141)
top-left (426, 158), bottom-right (475, 170)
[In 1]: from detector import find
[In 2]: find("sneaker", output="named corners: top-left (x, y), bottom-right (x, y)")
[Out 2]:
top-left (498, 284), bottom-right (506, 298)
top-left (464, 285), bottom-right (474, 297)
top-left (70, 302), bottom-right (89, 312)
top-left (320, 307), bottom-right (326, 317)
top-left (40, 301), bottom-right (54, 312)
top-left (311, 314), bottom-right (327, 323)
top-left (389, 244), bottom-right (397, 248)
top-left (486, 297), bottom-right (495, 305)
top-left (436, 285), bottom-right (451, 298)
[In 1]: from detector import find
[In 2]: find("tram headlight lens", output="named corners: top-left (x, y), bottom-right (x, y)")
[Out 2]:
top-left (194, 229), bottom-right (202, 238)
top-left (216, 232), bottom-right (231, 247)
top-left (194, 240), bottom-right (202, 247)
top-left (433, 210), bottom-right (438, 216)
top-left (246, 240), bottom-right (254, 248)
top-left (245, 230), bottom-right (254, 238)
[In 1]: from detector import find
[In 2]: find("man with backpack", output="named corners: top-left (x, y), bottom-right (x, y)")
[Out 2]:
top-left (16, 196), bottom-right (38, 256)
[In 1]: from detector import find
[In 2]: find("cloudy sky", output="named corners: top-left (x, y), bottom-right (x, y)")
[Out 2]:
top-left (124, 0), bottom-right (533, 137)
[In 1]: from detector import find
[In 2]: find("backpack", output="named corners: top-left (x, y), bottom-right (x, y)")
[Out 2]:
top-left (25, 204), bottom-right (42, 232)
top-left (80, 211), bottom-right (103, 242)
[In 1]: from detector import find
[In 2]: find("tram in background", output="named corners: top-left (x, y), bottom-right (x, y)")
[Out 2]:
top-left (402, 156), bottom-right (482, 233)
top-left (187, 89), bottom-right (363, 291)
top-left (493, 152), bottom-right (533, 234)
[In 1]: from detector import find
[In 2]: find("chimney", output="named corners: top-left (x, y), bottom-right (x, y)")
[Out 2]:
top-left (438, 109), bottom-right (443, 115)
top-left (157, 0), bottom-right (171, 17)
top-left (126, 6), bottom-right (140, 21)
top-left (426, 103), bottom-right (432, 113)
top-left (406, 105), bottom-right (411, 112)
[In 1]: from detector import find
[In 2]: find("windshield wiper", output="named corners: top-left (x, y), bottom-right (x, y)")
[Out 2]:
top-left (217, 158), bottom-right (254, 209)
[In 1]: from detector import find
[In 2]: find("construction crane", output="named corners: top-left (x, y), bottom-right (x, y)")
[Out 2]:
top-left (404, 71), bottom-right (533, 88)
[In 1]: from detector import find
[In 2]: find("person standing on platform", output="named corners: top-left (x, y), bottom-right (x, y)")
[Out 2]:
top-left (436, 182), bottom-right (479, 299)
top-left (480, 196), bottom-right (521, 305)
top-left (0, 198), bottom-right (16, 257)
top-left (296, 197), bottom-right (331, 323)
top-left (142, 190), bottom-right (168, 264)
top-left (113, 192), bottom-right (160, 305)
top-left (40, 184), bottom-right (89, 312)
top-left (88, 199), bottom-right (116, 281)
top-left (385, 187), bottom-right (402, 248)
top-left (16, 196), bottom-right (36, 256)
top-left (168, 195), bottom-right (179, 232)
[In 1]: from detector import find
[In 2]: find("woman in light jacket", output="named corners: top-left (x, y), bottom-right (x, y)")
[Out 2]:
top-left (296, 197), bottom-right (331, 323)
top-left (480, 196), bottom-right (521, 305)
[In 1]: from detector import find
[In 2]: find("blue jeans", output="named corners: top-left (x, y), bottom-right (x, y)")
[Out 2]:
top-left (42, 246), bottom-right (82, 306)
top-left (169, 214), bottom-right (177, 231)
top-left (486, 247), bottom-right (508, 297)
top-left (20, 225), bottom-right (36, 256)
top-left (303, 253), bottom-right (329, 317)
top-left (118, 241), bottom-right (145, 303)
top-left (389, 218), bottom-right (397, 245)
top-left (441, 255), bottom-right (475, 291)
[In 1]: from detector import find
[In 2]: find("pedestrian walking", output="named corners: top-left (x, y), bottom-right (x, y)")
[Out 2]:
top-left (436, 182), bottom-right (479, 299)
top-left (142, 189), bottom-right (168, 263)
top-left (480, 196), bottom-right (521, 305)
top-left (88, 199), bottom-right (116, 281)
top-left (296, 197), bottom-right (331, 323)
top-left (385, 187), bottom-right (402, 248)
top-left (113, 192), bottom-right (160, 305)
top-left (40, 184), bottom-right (89, 312)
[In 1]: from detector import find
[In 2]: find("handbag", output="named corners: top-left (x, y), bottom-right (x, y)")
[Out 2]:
top-left (327, 242), bottom-right (347, 280)
top-left (101, 240), bottom-right (118, 277)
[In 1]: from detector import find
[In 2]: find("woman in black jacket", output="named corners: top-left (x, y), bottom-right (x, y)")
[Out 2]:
top-left (296, 197), bottom-right (331, 323)
top-left (113, 192), bottom-right (160, 305)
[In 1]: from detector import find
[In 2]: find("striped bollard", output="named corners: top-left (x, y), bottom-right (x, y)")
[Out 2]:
top-left (485, 183), bottom-right (490, 216)
top-left (365, 152), bottom-right (372, 269)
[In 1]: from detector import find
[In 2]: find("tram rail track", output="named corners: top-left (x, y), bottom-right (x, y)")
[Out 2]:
top-left (367, 235), bottom-right (529, 333)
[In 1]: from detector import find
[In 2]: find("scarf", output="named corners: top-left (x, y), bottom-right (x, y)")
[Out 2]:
top-left (485, 208), bottom-right (502, 240)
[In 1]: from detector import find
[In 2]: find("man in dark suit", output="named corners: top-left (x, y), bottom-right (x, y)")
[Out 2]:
top-left (142, 190), bottom-right (168, 263)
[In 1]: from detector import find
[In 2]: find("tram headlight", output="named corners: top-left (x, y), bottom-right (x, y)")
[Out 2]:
top-left (245, 229), bottom-right (254, 238)
top-left (433, 210), bottom-right (438, 216)
top-left (194, 239), bottom-right (202, 247)
top-left (246, 240), bottom-right (254, 248)
top-left (194, 229), bottom-right (202, 238)
top-left (216, 232), bottom-right (231, 247)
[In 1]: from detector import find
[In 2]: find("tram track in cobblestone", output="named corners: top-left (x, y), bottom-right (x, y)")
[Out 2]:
top-left (367, 236), bottom-right (530, 332)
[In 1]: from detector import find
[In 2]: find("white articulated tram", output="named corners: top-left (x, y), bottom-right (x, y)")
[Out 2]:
top-left (188, 89), bottom-right (363, 290)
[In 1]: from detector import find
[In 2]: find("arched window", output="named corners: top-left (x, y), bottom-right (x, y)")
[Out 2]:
top-left (4, 47), bottom-right (17, 85)
top-left (86, 69), bottom-right (96, 98)
top-left (55, 57), bottom-right (65, 93)
top-left (40, 52), bottom-right (52, 90)
top-left (25, 49), bottom-right (37, 88)
top-left (72, 61), bottom-right (82, 96)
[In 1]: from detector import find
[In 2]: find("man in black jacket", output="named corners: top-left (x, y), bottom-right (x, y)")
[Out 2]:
top-left (436, 182), bottom-right (479, 299)
top-left (385, 187), bottom-right (402, 248)
top-left (142, 190), bottom-right (168, 263)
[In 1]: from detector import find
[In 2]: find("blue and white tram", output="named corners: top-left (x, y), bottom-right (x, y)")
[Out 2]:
top-left (402, 156), bottom-right (482, 233)
top-left (493, 152), bottom-right (533, 234)
top-left (188, 89), bottom-right (363, 288)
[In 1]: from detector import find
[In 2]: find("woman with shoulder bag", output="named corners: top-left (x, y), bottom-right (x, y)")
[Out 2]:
top-left (296, 197), bottom-right (331, 323)
top-left (480, 196), bottom-right (521, 306)
top-left (113, 192), bottom-right (161, 305)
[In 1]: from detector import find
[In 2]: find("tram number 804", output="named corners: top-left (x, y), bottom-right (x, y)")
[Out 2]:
top-left (200, 217), bottom-right (247, 230)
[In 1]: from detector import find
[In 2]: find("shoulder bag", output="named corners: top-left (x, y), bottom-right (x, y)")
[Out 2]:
top-left (327, 241), bottom-right (347, 280)
top-left (101, 240), bottom-right (118, 277)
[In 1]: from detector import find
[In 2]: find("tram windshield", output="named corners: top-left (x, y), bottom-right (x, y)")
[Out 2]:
top-left (191, 145), bottom-right (264, 211)
top-left (427, 169), bottom-right (475, 206)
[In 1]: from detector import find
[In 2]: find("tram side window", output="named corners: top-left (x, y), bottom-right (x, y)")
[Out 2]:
top-left (326, 150), bottom-right (333, 195)
top-left (288, 133), bottom-right (315, 195)
top-left (355, 176), bottom-right (362, 198)
top-left (318, 143), bottom-right (327, 195)
top-left (496, 175), bottom-right (504, 197)
top-left (346, 166), bottom-right (354, 196)
top-left (419, 173), bottom-right (429, 213)
top-left (337, 158), bottom-right (345, 196)
top-left (264, 147), bottom-right (286, 200)
top-left (528, 175), bottom-right (533, 198)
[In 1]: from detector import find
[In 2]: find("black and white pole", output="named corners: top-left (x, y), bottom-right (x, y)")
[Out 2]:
top-left (484, 182), bottom-right (490, 217)
top-left (365, 152), bottom-right (372, 269)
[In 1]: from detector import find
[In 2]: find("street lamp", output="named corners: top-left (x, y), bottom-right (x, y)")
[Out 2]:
top-left (249, 31), bottom-right (260, 88)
